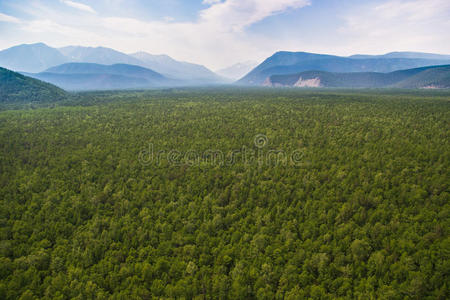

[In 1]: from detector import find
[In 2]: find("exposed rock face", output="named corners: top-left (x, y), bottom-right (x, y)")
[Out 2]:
top-left (422, 85), bottom-right (442, 89)
top-left (263, 77), bottom-right (273, 87)
top-left (264, 76), bottom-right (322, 87)
top-left (294, 77), bottom-right (321, 87)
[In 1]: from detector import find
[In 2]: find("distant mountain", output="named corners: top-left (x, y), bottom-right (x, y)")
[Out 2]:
top-left (0, 43), bottom-right (68, 73)
top-left (238, 51), bottom-right (450, 85)
top-left (0, 43), bottom-right (225, 85)
top-left (265, 65), bottom-right (450, 89)
top-left (59, 46), bottom-right (144, 66)
top-left (0, 67), bottom-right (66, 102)
top-left (216, 61), bottom-right (258, 80)
top-left (27, 63), bottom-right (175, 91)
top-left (130, 51), bottom-right (224, 83)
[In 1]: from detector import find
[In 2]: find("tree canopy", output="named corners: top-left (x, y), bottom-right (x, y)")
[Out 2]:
top-left (0, 89), bottom-right (449, 299)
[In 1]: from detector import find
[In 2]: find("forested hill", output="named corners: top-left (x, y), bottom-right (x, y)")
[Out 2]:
top-left (26, 63), bottom-right (175, 91)
top-left (0, 67), bottom-right (66, 102)
top-left (266, 65), bottom-right (450, 88)
top-left (238, 51), bottom-right (450, 85)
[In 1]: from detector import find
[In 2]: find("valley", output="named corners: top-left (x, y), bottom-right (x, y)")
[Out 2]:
top-left (0, 89), bottom-right (448, 298)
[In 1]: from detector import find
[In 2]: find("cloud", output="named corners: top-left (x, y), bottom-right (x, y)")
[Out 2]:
top-left (163, 16), bottom-right (174, 22)
top-left (2, 0), bottom-right (449, 69)
top-left (200, 0), bottom-right (310, 32)
top-left (0, 12), bottom-right (21, 23)
top-left (92, 0), bottom-right (311, 66)
top-left (373, 0), bottom-right (450, 21)
top-left (60, 0), bottom-right (96, 14)
top-left (202, 0), bottom-right (222, 5)
top-left (22, 19), bottom-right (97, 38)
top-left (339, 0), bottom-right (450, 54)
top-left (1, 0), bottom-right (311, 68)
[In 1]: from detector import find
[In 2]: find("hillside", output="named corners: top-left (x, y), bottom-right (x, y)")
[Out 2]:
top-left (0, 67), bottom-right (66, 102)
top-left (393, 65), bottom-right (450, 88)
top-left (27, 63), bottom-right (175, 91)
top-left (239, 51), bottom-right (450, 85)
top-left (59, 46), bottom-right (144, 67)
top-left (265, 65), bottom-right (450, 88)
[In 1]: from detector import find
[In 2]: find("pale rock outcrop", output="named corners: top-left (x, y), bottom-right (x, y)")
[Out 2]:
top-left (263, 77), bottom-right (273, 87)
top-left (294, 77), bottom-right (321, 87)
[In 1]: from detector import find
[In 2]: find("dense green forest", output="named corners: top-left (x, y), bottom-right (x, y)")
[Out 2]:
top-left (0, 89), bottom-right (449, 299)
top-left (0, 67), bottom-right (67, 103)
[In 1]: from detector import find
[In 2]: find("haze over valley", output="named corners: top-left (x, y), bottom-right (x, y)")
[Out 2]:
top-left (1, 42), bottom-right (450, 90)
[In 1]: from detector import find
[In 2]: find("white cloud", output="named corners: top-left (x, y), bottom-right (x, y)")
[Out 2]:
top-left (2, 0), bottom-right (449, 69)
top-left (3, 0), bottom-right (448, 68)
top-left (1, 0), bottom-right (310, 68)
top-left (200, 0), bottom-right (310, 32)
top-left (373, 0), bottom-right (450, 21)
top-left (163, 16), bottom-right (174, 22)
top-left (90, 0), bottom-right (310, 66)
top-left (0, 12), bottom-right (21, 23)
top-left (202, 0), bottom-right (222, 5)
top-left (339, 0), bottom-right (450, 54)
top-left (22, 19), bottom-right (97, 38)
top-left (60, 0), bottom-right (96, 14)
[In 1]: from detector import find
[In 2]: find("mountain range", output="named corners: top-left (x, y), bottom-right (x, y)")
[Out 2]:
top-left (238, 51), bottom-right (450, 85)
top-left (1, 62), bottom-right (449, 99)
top-left (0, 43), bottom-right (224, 85)
top-left (1, 43), bottom-right (450, 91)
top-left (265, 65), bottom-right (450, 89)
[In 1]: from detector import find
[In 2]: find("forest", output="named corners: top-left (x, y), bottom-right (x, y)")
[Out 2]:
top-left (0, 88), bottom-right (449, 299)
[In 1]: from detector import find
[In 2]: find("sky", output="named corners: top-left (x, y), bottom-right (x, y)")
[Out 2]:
top-left (0, 0), bottom-right (449, 70)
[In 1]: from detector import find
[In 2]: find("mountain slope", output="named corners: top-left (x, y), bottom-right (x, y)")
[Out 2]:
top-left (0, 67), bottom-right (66, 102)
top-left (59, 46), bottom-right (143, 66)
top-left (266, 65), bottom-right (450, 88)
top-left (239, 51), bottom-right (450, 85)
top-left (59, 46), bottom-right (224, 83)
top-left (393, 65), bottom-right (450, 88)
top-left (129, 51), bottom-right (224, 83)
top-left (27, 63), bottom-right (175, 91)
top-left (0, 43), bottom-right (68, 73)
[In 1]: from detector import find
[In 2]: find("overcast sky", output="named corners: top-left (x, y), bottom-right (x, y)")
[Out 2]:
top-left (0, 0), bottom-right (449, 69)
